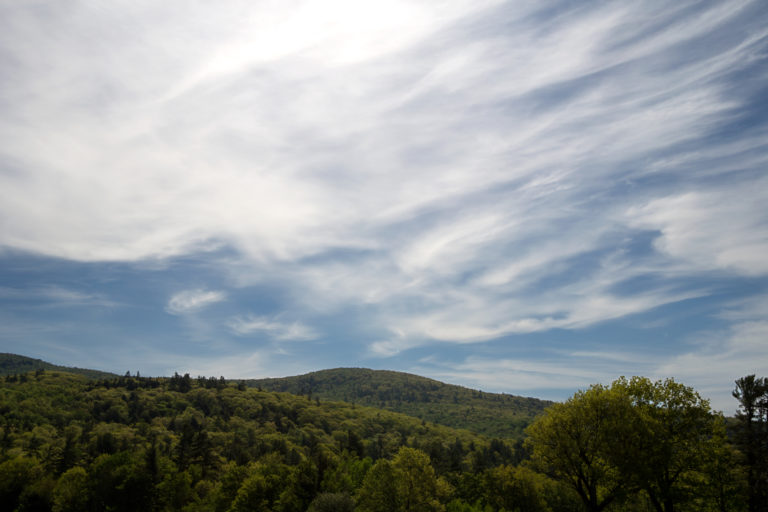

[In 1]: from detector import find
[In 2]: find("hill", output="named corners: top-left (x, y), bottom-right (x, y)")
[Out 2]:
top-left (0, 352), bottom-right (117, 380)
top-left (0, 354), bottom-right (550, 439)
top-left (0, 369), bottom-right (545, 511)
top-left (245, 368), bottom-right (551, 439)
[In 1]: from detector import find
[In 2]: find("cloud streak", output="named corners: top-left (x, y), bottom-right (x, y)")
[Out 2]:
top-left (228, 315), bottom-right (319, 342)
top-left (166, 289), bottom-right (226, 315)
top-left (0, 1), bottom-right (766, 404)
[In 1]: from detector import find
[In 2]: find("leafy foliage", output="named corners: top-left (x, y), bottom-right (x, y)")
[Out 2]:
top-left (0, 369), bottom-right (544, 512)
top-left (0, 355), bottom-right (756, 512)
top-left (247, 368), bottom-right (550, 439)
top-left (0, 353), bottom-right (116, 380)
top-left (732, 375), bottom-right (768, 512)
top-left (526, 376), bottom-right (745, 512)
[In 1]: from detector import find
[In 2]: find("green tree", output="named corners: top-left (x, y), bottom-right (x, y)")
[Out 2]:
top-left (87, 451), bottom-right (154, 512)
top-left (697, 418), bottom-right (747, 512)
top-left (229, 473), bottom-right (271, 512)
top-left (482, 465), bottom-right (553, 512)
top-left (616, 377), bottom-right (720, 512)
top-left (357, 447), bottom-right (446, 512)
top-left (391, 446), bottom-right (445, 512)
top-left (0, 456), bottom-right (45, 511)
top-left (525, 383), bottom-right (635, 511)
top-left (307, 492), bottom-right (356, 512)
top-left (357, 459), bottom-right (399, 512)
top-left (51, 466), bottom-right (88, 512)
top-left (733, 374), bottom-right (768, 512)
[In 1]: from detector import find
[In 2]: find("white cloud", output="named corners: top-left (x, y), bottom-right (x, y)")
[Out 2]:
top-left (653, 313), bottom-right (768, 415)
top-left (0, 0), bottom-right (765, 359)
top-left (228, 315), bottom-right (318, 341)
top-left (627, 183), bottom-right (768, 275)
top-left (0, 286), bottom-right (116, 307)
top-left (416, 356), bottom-right (616, 397)
top-left (166, 289), bottom-right (226, 315)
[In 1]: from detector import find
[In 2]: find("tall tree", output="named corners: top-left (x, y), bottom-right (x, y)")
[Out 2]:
top-left (391, 447), bottom-right (444, 512)
top-left (528, 377), bottom-right (725, 512)
top-left (733, 375), bottom-right (768, 512)
top-left (525, 383), bottom-right (636, 512)
top-left (356, 459), bottom-right (399, 512)
top-left (614, 377), bottom-right (720, 512)
top-left (357, 447), bottom-right (445, 512)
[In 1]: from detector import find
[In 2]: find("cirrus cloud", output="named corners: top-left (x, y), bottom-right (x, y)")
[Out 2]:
top-left (228, 315), bottom-right (319, 342)
top-left (166, 289), bottom-right (226, 315)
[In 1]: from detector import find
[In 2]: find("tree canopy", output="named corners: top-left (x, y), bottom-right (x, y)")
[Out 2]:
top-left (0, 364), bottom-right (760, 511)
top-left (526, 376), bottom-right (739, 512)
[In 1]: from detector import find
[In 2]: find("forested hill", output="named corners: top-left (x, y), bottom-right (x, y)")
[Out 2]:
top-left (245, 368), bottom-right (551, 439)
top-left (0, 354), bottom-right (549, 439)
top-left (0, 353), bottom-right (117, 380)
top-left (0, 369), bottom-right (540, 511)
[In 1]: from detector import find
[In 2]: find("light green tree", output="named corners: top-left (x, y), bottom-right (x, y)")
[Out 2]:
top-left (51, 466), bottom-right (88, 512)
top-left (392, 446), bottom-right (445, 512)
top-left (357, 458), bottom-right (399, 512)
top-left (614, 376), bottom-right (722, 512)
top-left (357, 447), bottom-right (446, 512)
top-left (527, 377), bottom-right (729, 512)
top-left (525, 383), bottom-right (636, 512)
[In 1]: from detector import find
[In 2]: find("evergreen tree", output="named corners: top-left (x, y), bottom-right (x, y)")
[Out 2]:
top-left (733, 375), bottom-right (768, 512)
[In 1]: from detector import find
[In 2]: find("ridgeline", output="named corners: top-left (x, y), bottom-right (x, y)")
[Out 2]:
top-left (245, 368), bottom-right (551, 439)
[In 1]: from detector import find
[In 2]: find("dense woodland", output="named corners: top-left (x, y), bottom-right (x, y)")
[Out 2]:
top-left (0, 355), bottom-right (765, 511)
top-left (247, 368), bottom-right (550, 439)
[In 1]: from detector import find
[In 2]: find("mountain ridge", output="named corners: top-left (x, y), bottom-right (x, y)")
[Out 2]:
top-left (245, 367), bottom-right (551, 439)
top-left (0, 353), bottom-right (551, 439)
top-left (0, 352), bottom-right (118, 380)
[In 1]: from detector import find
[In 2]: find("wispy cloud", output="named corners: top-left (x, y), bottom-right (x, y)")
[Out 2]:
top-left (228, 315), bottom-right (319, 341)
top-left (166, 289), bottom-right (226, 315)
top-left (416, 356), bottom-right (613, 396)
top-left (653, 299), bottom-right (768, 414)
top-left (0, 1), bottom-right (766, 402)
top-left (0, 286), bottom-right (116, 308)
top-left (627, 182), bottom-right (768, 275)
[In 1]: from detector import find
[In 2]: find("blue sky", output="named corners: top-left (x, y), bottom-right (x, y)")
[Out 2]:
top-left (1, 0), bottom-right (766, 413)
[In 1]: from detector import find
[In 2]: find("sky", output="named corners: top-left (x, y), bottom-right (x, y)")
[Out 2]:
top-left (0, 0), bottom-right (766, 414)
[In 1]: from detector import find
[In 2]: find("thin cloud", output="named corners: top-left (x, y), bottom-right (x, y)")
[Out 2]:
top-left (627, 182), bottom-right (768, 276)
top-left (0, 0), bottom-right (765, 404)
top-left (415, 356), bottom-right (611, 395)
top-left (228, 315), bottom-right (319, 341)
top-left (166, 289), bottom-right (226, 315)
top-left (653, 300), bottom-right (768, 415)
top-left (0, 286), bottom-right (116, 307)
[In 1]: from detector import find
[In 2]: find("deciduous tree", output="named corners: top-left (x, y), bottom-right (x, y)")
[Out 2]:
top-left (615, 377), bottom-right (720, 512)
top-left (526, 383), bottom-right (635, 511)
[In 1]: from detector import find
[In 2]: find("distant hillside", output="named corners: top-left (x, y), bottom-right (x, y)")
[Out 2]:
top-left (0, 354), bottom-right (552, 439)
top-left (0, 370), bottom-right (532, 511)
top-left (0, 353), bottom-right (117, 380)
top-left (246, 368), bottom-right (552, 439)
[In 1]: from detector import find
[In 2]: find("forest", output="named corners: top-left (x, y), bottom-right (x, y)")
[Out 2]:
top-left (246, 368), bottom-right (551, 439)
top-left (0, 360), bottom-right (766, 511)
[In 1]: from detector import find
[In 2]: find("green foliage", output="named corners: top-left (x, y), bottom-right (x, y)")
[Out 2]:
top-left (0, 353), bottom-right (116, 380)
top-left (526, 376), bottom-right (745, 512)
top-left (0, 455), bottom-right (45, 510)
top-left (357, 458), bottom-right (399, 512)
top-left (0, 357), bottom-right (755, 512)
top-left (732, 374), bottom-right (768, 512)
top-left (613, 377), bottom-right (719, 512)
top-left (357, 447), bottom-right (447, 512)
top-left (51, 466), bottom-right (88, 512)
top-left (247, 368), bottom-right (551, 439)
top-left (307, 492), bottom-right (356, 512)
top-left (0, 369), bottom-right (514, 512)
top-left (526, 382), bottom-right (634, 511)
